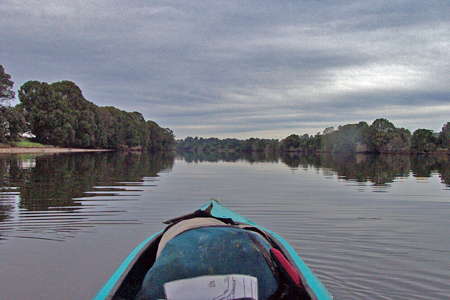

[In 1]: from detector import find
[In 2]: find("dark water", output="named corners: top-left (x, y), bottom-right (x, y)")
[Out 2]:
top-left (0, 152), bottom-right (449, 300)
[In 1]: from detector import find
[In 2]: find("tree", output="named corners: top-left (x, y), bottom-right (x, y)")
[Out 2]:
top-left (18, 81), bottom-right (59, 145)
top-left (0, 66), bottom-right (27, 143)
top-left (411, 129), bottom-right (437, 153)
top-left (281, 134), bottom-right (301, 151)
top-left (0, 106), bottom-right (27, 143)
top-left (147, 121), bottom-right (175, 152)
top-left (0, 65), bottom-right (15, 104)
top-left (369, 118), bottom-right (410, 153)
top-left (439, 122), bottom-right (450, 149)
top-left (370, 118), bottom-right (395, 132)
top-left (319, 122), bottom-right (371, 153)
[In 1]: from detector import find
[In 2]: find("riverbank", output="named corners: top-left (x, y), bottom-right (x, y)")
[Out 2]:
top-left (0, 147), bottom-right (113, 154)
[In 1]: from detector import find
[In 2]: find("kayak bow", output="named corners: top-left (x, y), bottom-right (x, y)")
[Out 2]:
top-left (94, 200), bottom-right (333, 300)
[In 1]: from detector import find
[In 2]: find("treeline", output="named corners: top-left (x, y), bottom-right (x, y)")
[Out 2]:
top-left (0, 64), bottom-right (175, 151)
top-left (283, 119), bottom-right (449, 154)
top-left (178, 118), bottom-right (450, 154)
top-left (177, 137), bottom-right (279, 154)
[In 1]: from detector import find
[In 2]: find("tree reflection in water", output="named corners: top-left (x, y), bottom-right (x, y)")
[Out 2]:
top-left (0, 152), bottom-right (174, 239)
top-left (0, 152), bottom-right (448, 242)
top-left (178, 151), bottom-right (279, 164)
top-left (1, 151), bottom-right (448, 225)
top-left (179, 151), bottom-right (450, 187)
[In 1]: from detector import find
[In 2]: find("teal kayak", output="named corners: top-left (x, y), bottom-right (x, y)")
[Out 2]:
top-left (94, 200), bottom-right (333, 300)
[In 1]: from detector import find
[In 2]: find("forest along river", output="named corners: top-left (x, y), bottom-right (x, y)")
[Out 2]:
top-left (0, 152), bottom-right (449, 300)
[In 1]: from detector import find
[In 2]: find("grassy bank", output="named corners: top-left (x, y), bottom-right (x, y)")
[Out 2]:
top-left (0, 139), bottom-right (112, 153)
top-left (12, 139), bottom-right (47, 148)
top-left (0, 147), bottom-right (113, 154)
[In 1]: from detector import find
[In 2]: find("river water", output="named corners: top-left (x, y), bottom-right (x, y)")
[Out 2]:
top-left (0, 152), bottom-right (449, 299)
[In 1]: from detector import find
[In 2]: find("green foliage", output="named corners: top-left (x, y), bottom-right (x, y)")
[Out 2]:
top-left (368, 118), bottom-right (411, 153)
top-left (13, 139), bottom-right (46, 148)
top-left (0, 65), bottom-right (15, 103)
top-left (281, 134), bottom-right (301, 150)
top-left (411, 129), bottom-right (437, 153)
top-left (18, 80), bottom-right (175, 151)
top-left (280, 133), bottom-right (321, 153)
top-left (439, 122), bottom-right (450, 149)
top-left (321, 121), bottom-right (371, 153)
top-left (178, 119), bottom-right (447, 155)
top-left (177, 137), bottom-right (279, 154)
top-left (0, 106), bottom-right (28, 143)
top-left (0, 66), bottom-right (27, 143)
top-left (147, 121), bottom-right (176, 152)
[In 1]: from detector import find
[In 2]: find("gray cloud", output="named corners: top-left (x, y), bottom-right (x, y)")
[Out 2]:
top-left (1, 0), bottom-right (449, 138)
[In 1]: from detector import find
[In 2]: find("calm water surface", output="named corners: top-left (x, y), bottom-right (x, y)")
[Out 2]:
top-left (0, 152), bottom-right (449, 300)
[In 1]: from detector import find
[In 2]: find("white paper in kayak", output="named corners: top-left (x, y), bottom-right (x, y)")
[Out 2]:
top-left (164, 274), bottom-right (258, 300)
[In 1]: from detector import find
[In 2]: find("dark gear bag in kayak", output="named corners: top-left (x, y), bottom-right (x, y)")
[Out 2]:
top-left (135, 226), bottom-right (279, 300)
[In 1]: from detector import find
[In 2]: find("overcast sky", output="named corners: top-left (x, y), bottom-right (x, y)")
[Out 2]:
top-left (1, 1), bottom-right (449, 138)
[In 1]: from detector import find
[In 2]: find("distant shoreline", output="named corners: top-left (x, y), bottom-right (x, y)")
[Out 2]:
top-left (0, 147), bottom-right (113, 154)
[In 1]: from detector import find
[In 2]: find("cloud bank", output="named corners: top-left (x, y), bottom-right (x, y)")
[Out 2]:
top-left (1, 0), bottom-right (449, 138)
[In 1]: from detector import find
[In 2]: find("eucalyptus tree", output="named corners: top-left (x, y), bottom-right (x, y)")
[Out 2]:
top-left (0, 65), bottom-right (15, 104)
top-left (0, 65), bottom-right (27, 143)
